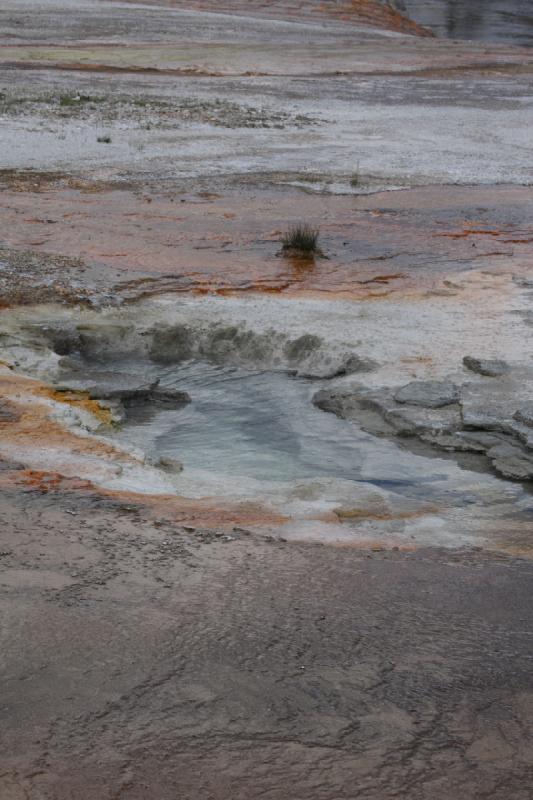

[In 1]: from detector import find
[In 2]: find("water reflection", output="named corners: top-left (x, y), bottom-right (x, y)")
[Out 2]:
top-left (404, 0), bottom-right (533, 45)
top-left (284, 251), bottom-right (317, 281)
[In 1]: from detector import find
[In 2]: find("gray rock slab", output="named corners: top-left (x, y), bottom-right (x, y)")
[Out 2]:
top-left (487, 442), bottom-right (533, 481)
top-left (460, 381), bottom-right (531, 435)
top-left (383, 405), bottom-right (462, 437)
top-left (394, 381), bottom-right (459, 408)
top-left (420, 429), bottom-right (501, 453)
top-left (312, 387), bottom-right (397, 436)
top-left (296, 351), bottom-right (376, 379)
top-left (513, 405), bottom-right (533, 428)
top-left (151, 388), bottom-right (191, 407)
top-left (55, 371), bottom-right (159, 401)
top-left (55, 373), bottom-right (192, 411)
top-left (463, 356), bottom-right (510, 377)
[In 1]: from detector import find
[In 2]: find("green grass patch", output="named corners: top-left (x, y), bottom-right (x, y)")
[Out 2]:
top-left (281, 224), bottom-right (321, 255)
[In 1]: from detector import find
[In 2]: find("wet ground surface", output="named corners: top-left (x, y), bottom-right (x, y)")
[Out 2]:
top-left (2, 0), bottom-right (533, 797)
top-left (1, 181), bottom-right (533, 302)
top-left (2, 481), bottom-right (533, 800)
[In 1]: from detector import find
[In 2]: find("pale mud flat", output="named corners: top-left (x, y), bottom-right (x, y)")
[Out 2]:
top-left (1, 1), bottom-right (533, 798)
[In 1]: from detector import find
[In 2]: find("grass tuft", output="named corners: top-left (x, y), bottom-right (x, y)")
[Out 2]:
top-left (281, 224), bottom-right (320, 255)
top-left (350, 161), bottom-right (361, 187)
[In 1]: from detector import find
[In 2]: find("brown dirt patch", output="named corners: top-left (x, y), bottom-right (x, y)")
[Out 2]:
top-left (1, 183), bottom-right (532, 303)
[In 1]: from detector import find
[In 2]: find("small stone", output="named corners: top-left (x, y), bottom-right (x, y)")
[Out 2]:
top-left (156, 456), bottom-right (184, 474)
top-left (463, 356), bottom-right (510, 377)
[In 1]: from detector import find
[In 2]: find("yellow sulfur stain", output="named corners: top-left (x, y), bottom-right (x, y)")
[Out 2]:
top-left (37, 387), bottom-right (114, 425)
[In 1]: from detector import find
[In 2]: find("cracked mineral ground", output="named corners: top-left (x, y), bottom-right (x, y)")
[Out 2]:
top-left (1, 1), bottom-right (533, 799)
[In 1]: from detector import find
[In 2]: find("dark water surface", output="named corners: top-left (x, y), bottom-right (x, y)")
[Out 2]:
top-left (403, 0), bottom-right (533, 46)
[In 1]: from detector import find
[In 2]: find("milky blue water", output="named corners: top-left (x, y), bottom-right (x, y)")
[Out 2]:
top-left (106, 360), bottom-right (497, 507)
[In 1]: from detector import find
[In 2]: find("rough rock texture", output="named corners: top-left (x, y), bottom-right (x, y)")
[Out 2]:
top-left (513, 405), bottom-right (533, 428)
top-left (394, 381), bottom-right (459, 408)
top-left (463, 356), bottom-right (510, 377)
top-left (55, 372), bottom-right (160, 401)
top-left (487, 441), bottom-right (533, 481)
top-left (315, 372), bottom-right (533, 481)
top-left (147, 323), bottom-right (374, 378)
top-left (54, 371), bottom-right (191, 413)
top-left (150, 388), bottom-right (192, 407)
top-left (384, 403), bottom-right (462, 436)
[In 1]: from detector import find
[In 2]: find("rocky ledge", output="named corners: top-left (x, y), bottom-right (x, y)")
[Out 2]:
top-left (314, 359), bottom-right (533, 482)
top-left (54, 371), bottom-right (191, 424)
